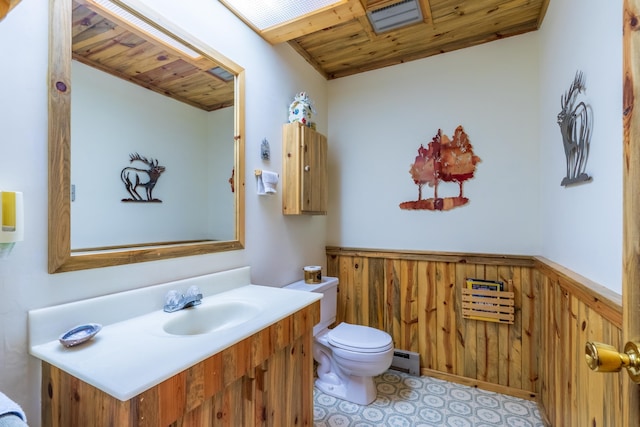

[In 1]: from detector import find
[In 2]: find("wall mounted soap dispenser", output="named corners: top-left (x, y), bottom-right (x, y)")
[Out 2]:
top-left (0, 191), bottom-right (23, 258)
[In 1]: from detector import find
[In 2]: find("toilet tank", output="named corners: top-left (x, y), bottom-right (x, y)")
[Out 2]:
top-left (284, 276), bottom-right (338, 335)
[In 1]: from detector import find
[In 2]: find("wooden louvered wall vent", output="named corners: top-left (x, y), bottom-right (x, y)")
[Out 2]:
top-left (461, 287), bottom-right (515, 324)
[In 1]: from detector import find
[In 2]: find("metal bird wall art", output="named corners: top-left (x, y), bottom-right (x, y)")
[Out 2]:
top-left (557, 71), bottom-right (593, 187)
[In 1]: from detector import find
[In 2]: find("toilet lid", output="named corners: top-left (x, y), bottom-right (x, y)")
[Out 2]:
top-left (327, 322), bottom-right (393, 353)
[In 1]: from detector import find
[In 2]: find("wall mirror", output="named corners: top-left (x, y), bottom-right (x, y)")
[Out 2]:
top-left (49, 0), bottom-right (245, 273)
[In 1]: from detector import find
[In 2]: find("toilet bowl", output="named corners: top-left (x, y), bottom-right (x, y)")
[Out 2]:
top-left (314, 322), bottom-right (393, 405)
top-left (284, 277), bottom-right (394, 405)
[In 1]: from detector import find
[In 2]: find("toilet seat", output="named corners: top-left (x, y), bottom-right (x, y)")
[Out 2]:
top-left (327, 322), bottom-right (392, 353)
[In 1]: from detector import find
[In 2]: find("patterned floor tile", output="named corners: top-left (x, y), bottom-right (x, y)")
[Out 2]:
top-left (314, 371), bottom-right (545, 427)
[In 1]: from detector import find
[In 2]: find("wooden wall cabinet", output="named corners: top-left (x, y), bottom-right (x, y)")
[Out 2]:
top-left (282, 122), bottom-right (328, 215)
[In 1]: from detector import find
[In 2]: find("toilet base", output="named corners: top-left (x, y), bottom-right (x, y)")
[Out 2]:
top-left (314, 374), bottom-right (377, 405)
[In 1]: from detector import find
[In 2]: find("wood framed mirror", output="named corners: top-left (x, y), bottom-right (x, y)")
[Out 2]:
top-left (48, 0), bottom-right (245, 273)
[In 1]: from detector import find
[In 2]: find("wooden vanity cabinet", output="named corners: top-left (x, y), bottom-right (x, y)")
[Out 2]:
top-left (41, 301), bottom-right (319, 427)
top-left (282, 122), bottom-right (328, 215)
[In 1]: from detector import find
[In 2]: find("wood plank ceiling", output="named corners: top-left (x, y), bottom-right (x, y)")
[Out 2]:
top-left (222, 0), bottom-right (550, 80)
top-left (70, 0), bottom-right (549, 109)
top-left (71, 0), bottom-right (235, 111)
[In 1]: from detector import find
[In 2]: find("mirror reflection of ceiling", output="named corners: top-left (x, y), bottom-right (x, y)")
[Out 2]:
top-left (220, 0), bottom-right (549, 80)
top-left (72, 0), bottom-right (234, 111)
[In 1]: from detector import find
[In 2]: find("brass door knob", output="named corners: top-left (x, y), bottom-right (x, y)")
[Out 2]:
top-left (585, 341), bottom-right (640, 382)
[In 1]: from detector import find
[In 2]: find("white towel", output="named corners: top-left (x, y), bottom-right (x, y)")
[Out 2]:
top-left (256, 170), bottom-right (279, 195)
top-left (262, 171), bottom-right (279, 194)
top-left (0, 392), bottom-right (26, 422)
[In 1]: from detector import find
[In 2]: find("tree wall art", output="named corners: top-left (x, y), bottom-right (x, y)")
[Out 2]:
top-left (400, 125), bottom-right (480, 211)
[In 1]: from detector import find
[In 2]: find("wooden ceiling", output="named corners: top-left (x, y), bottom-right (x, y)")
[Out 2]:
top-left (70, 0), bottom-right (549, 109)
top-left (71, 0), bottom-right (235, 111)
top-left (222, 0), bottom-right (550, 80)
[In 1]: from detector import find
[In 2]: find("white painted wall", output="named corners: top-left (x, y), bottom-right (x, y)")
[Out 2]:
top-left (327, 33), bottom-right (542, 256)
top-left (0, 1), bottom-right (326, 424)
top-left (538, 0), bottom-right (623, 293)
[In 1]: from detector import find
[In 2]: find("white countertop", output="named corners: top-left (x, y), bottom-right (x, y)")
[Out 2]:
top-left (29, 268), bottom-right (320, 401)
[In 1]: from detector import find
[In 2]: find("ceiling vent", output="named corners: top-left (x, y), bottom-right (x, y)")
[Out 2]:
top-left (207, 66), bottom-right (234, 82)
top-left (366, 0), bottom-right (423, 34)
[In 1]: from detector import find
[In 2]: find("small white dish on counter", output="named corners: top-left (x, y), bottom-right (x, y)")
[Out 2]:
top-left (59, 323), bottom-right (102, 347)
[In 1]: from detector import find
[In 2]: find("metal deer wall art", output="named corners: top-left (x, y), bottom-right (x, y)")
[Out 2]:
top-left (120, 153), bottom-right (166, 202)
top-left (557, 71), bottom-right (593, 187)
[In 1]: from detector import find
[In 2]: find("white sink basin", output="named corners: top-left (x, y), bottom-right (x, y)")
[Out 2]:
top-left (162, 300), bottom-right (262, 336)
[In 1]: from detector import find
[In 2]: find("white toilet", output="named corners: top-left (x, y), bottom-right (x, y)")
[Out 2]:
top-left (285, 276), bottom-right (394, 405)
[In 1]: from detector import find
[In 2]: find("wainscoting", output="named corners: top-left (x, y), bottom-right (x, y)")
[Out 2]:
top-left (326, 247), bottom-right (624, 426)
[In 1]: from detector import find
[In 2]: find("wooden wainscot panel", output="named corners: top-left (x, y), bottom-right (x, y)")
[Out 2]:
top-left (533, 256), bottom-right (622, 327)
top-left (326, 246), bottom-right (624, 424)
top-left (326, 246), bottom-right (539, 400)
top-left (41, 301), bottom-right (319, 427)
top-left (533, 257), bottom-right (623, 427)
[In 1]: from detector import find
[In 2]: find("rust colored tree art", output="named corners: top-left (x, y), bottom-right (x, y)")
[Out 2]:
top-left (400, 125), bottom-right (480, 211)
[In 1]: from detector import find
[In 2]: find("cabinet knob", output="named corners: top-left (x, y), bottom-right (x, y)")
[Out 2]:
top-left (304, 165), bottom-right (310, 172)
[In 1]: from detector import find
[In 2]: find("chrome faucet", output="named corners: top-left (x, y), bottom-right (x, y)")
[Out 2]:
top-left (163, 286), bottom-right (203, 313)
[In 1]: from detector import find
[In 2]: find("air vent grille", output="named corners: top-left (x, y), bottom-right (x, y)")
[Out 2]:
top-left (366, 0), bottom-right (423, 34)
top-left (390, 349), bottom-right (420, 376)
top-left (207, 66), bottom-right (234, 82)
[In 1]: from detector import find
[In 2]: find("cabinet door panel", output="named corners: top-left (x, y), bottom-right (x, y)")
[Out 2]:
top-left (301, 127), bottom-right (327, 214)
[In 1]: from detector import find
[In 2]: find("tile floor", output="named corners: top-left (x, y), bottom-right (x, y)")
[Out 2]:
top-left (313, 371), bottom-right (546, 426)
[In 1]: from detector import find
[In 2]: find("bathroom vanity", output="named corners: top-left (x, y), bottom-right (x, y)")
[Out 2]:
top-left (29, 268), bottom-right (320, 426)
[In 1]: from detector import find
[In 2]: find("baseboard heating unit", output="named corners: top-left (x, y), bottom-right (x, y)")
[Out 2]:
top-left (390, 349), bottom-right (420, 376)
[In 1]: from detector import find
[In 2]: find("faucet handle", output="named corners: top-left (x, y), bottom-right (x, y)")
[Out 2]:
top-left (163, 287), bottom-right (202, 312)
top-left (164, 290), bottom-right (182, 311)
top-left (185, 285), bottom-right (202, 299)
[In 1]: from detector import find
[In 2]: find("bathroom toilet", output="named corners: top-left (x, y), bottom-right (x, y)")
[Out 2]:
top-left (285, 276), bottom-right (394, 405)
